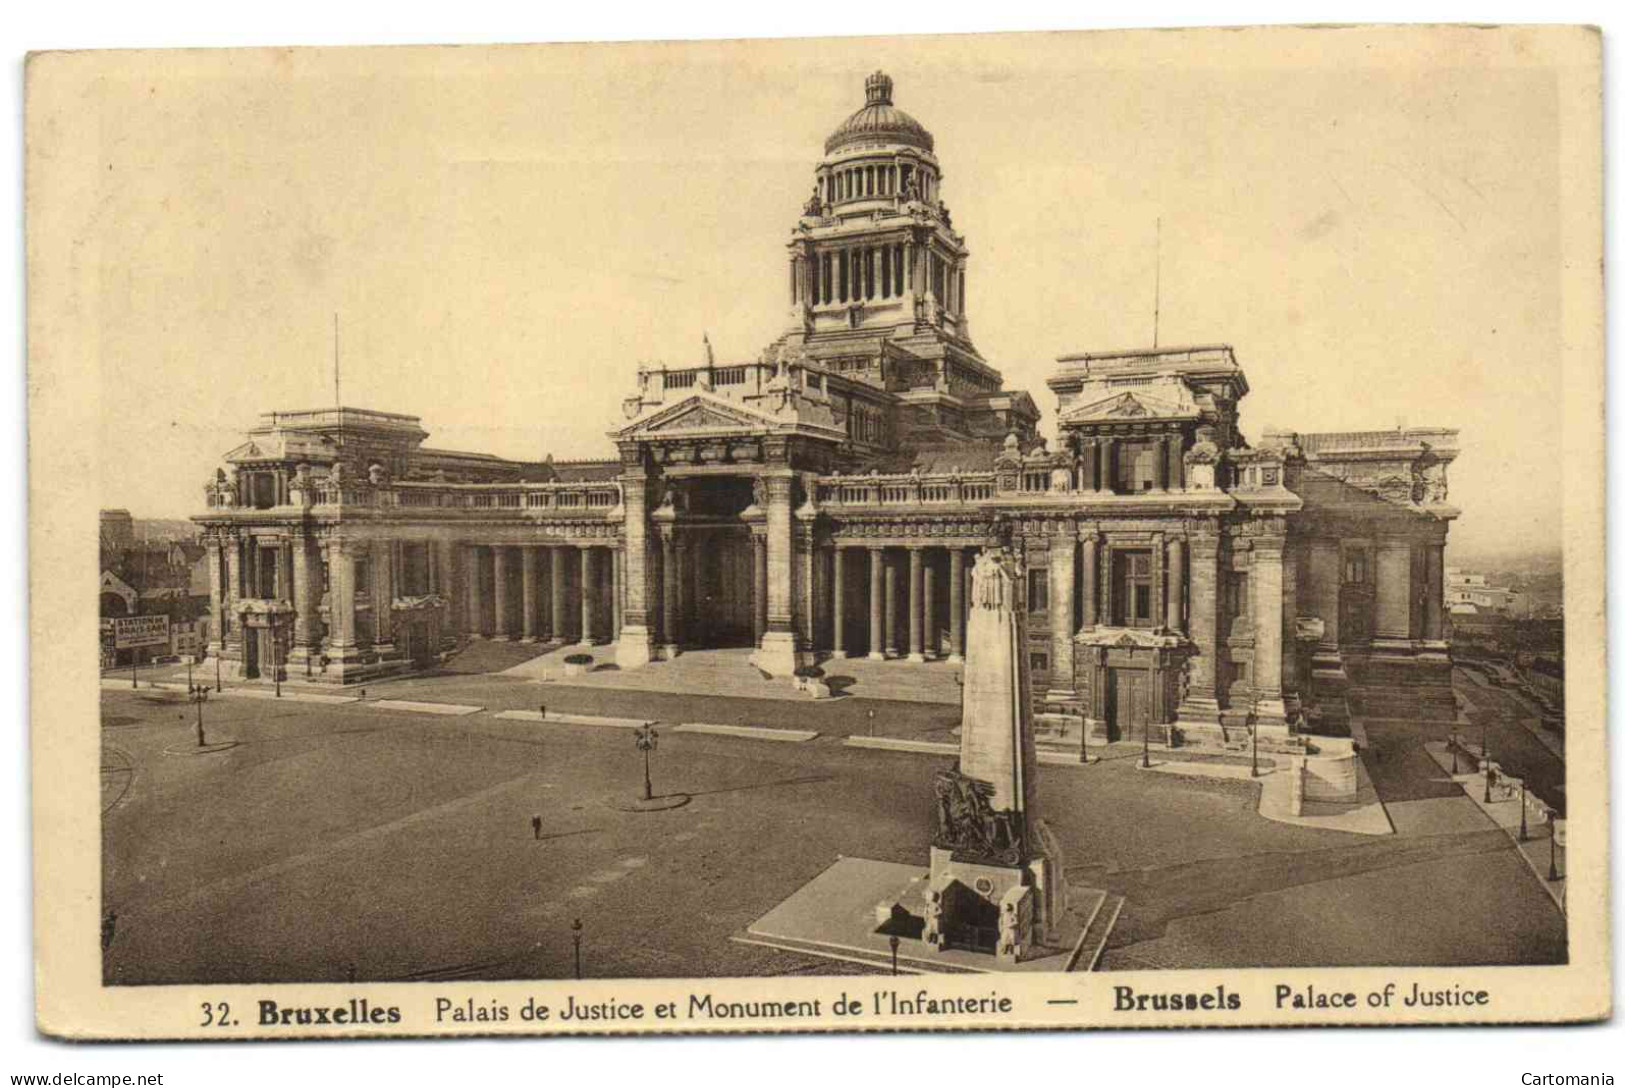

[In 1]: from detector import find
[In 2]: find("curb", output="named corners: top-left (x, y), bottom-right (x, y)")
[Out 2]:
top-left (673, 723), bottom-right (819, 743)
top-left (492, 710), bottom-right (650, 730)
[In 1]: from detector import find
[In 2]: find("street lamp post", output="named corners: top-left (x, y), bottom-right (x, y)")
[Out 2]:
top-left (889, 935), bottom-right (900, 976)
top-left (571, 918), bottom-right (583, 980)
top-left (634, 724), bottom-right (659, 802)
top-left (274, 621), bottom-right (286, 699)
top-left (215, 650), bottom-right (222, 693)
top-left (1139, 722), bottom-right (1151, 770)
top-left (1548, 819), bottom-right (1563, 882)
top-left (188, 683), bottom-right (210, 747)
top-left (1250, 720), bottom-right (1259, 778)
top-left (1519, 781), bottom-right (1529, 842)
top-left (1450, 730), bottom-right (1460, 775)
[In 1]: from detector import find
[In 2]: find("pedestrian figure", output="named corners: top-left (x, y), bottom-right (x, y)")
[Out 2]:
top-left (531, 815), bottom-right (542, 840)
top-left (101, 911), bottom-right (117, 953)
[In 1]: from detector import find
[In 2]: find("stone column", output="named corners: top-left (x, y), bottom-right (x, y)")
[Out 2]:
top-left (1099, 437), bottom-right (1117, 493)
top-left (467, 545), bottom-right (485, 638)
top-left (290, 529), bottom-right (321, 661)
top-left (326, 538), bottom-right (360, 663)
top-left (1177, 531), bottom-right (1222, 725)
top-left (1252, 536), bottom-right (1287, 728)
top-left (612, 548), bottom-right (623, 641)
top-left (1081, 533), bottom-right (1099, 629)
top-left (922, 550), bottom-right (937, 659)
top-left (677, 535), bottom-right (695, 649)
top-left (1310, 538), bottom-right (1341, 654)
top-left (1375, 539), bottom-right (1414, 644)
top-left (1425, 543), bottom-right (1445, 641)
top-left (1155, 435), bottom-right (1170, 491)
top-left (752, 533), bottom-right (768, 647)
top-left (867, 546), bottom-right (885, 661)
top-left (372, 539), bottom-right (395, 651)
top-left (1166, 536), bottom-right (1185, 633)
top-left (439, 539), bottom-right (462, 647)
top-left (947, 547), bottom-right (965, 663)
top-left (1080, 437), bottom-right (1099, 492)
top-left (1281, 539), bottom-right (1301, 709)
top-left (521, 547), bottom-right (539, 641)
top-left (580, 546), bottom-right (598, 644)
top-left (1047, 536), bottom-right (1077, 698)
top-left (206, 539), bottom-right (227, 653)
top-left (615, 469), bottom-right (658, 670)
top-left (884, 550), bottom-right (899, 658)
top-left (831, 546), bottom-right (847, 658)
top-left (551, 545), bottom-right (570, 644)
top-left (1168, 433), bottom-right (1186, 491)
top-left (752, 474), bottom-right (802, 675)
top-left (660, 533), bottom-right (680, 658)
top-left (907, 546), bottom-right (925, 662)
top-left (492, 546), bottom-right (511, 640)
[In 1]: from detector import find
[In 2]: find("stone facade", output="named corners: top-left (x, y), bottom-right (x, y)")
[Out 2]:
top-left (192, 71), bottom-right (1460, 738)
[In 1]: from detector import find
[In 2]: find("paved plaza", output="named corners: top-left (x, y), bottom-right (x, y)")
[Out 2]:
top-left (100, 654), bottom-right (1566, 983)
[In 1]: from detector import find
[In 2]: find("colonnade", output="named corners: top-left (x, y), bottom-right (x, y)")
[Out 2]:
top-left (1071, 433), bottom-right (1187, 493)
top-left (825, 544), bottom-right (979, 663)
top-left (822, 160), bottom-right (933, 206)
top-left (463, 543), bottom-right (621, 644)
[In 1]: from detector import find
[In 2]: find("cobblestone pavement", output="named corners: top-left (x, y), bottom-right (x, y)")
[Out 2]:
top-left (99, 670), bottom-right (1566, 983)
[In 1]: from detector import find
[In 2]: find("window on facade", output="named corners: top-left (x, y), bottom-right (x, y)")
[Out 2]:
top-left (1029, 651), bottom-right (1050, 673)
top-left (1344, 551), bottom-right (1368, 584)
top-left (1026, 568), bottom-right (1049, 613)
top-left (1111, 550), bottom-right (1155, 627)
top-left (403, 543), bottom-right (431, 597)
top-left (352, 559), bottom-right (369, 598)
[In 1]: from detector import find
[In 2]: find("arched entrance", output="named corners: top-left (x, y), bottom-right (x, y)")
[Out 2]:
top-left (660, 474), bottom-right (761, 652)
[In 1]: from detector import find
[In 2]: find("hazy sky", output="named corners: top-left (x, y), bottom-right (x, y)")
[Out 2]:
top-left (80, 30), bottom-right (1568, 556)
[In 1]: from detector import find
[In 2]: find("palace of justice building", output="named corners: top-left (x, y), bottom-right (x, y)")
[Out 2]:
top-left (193, 71), bottom-right (1460, 746)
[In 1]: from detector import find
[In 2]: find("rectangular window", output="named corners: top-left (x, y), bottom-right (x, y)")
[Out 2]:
top-left (1343, 551), bottom-right (1368, 584)
top-left (1029, 651), bottom-right (1050, 673)
top-left (1111, 550), bottom-right (1155, 627)
top-left (1026, 568), bottom-right (1049, 613)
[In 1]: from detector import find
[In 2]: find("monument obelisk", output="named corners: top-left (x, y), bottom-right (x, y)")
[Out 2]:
top-left (923, 550), bottom-right (1066, 962)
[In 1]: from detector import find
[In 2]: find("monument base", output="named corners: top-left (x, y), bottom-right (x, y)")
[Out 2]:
top-left (750, 631), bottom-right (809, 678)
top-left (735, 856), bottom-right (1120, 974)
top-left (615, 626), bottom-right (657, 670)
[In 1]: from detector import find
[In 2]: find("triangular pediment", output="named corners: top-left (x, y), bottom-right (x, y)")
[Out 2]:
top-left (225, 436), bottom-right (287, 463)
top-left (615, 392), bottom-right (787, 439)
top-left (1060, 387), bottom-right (1198, 424)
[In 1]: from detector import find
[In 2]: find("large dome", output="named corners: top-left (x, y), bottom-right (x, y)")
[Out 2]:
top-left (824, 71), bottom-right (935, 155)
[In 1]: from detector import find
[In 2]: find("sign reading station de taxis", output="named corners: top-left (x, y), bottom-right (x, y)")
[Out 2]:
top-left (111, 615), bottom-right (170, 650)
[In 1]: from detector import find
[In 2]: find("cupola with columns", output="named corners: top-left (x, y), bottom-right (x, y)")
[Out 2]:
top-left (787, 71), bottom-right (975, 350)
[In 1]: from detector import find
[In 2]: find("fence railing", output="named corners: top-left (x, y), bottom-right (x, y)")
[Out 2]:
top-left (304, 480), bottom-right (623, 514)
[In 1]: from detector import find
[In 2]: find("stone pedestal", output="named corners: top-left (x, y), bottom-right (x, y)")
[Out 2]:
top-left (751, 630), bottom-right (808, 678)
top-left (616, 625), bottom-right (657, 670)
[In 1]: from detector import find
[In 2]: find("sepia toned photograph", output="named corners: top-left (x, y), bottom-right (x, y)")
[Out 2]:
top-left (26, 22), bottom-right (1607, 1039)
